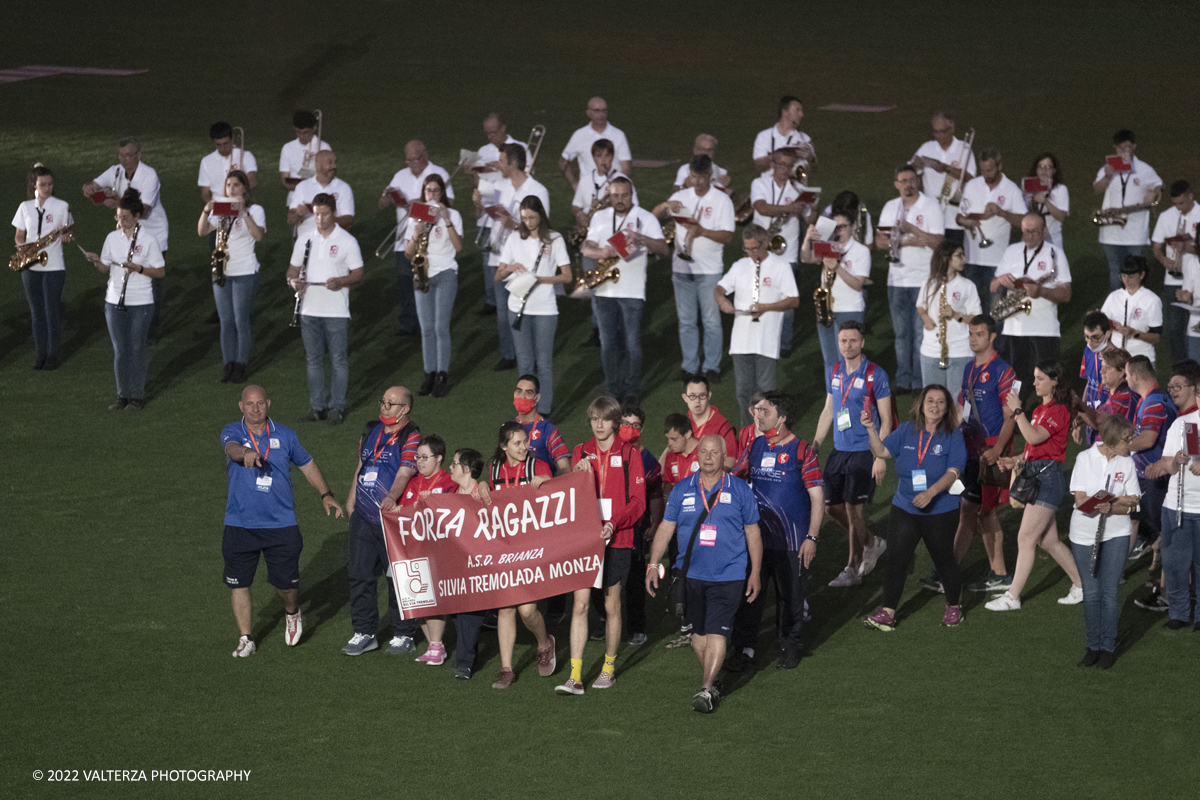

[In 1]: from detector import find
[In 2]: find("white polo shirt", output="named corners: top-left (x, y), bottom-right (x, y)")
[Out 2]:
top-left (500, 232), bottom-right (569, 316)
top-left (674, 162), bottom-right (728, 189)
top-left (1164, 408), bottom-right (1200, 514)
top-left (995, 242), bottom-right (1071, 338)
top-left (572, 167), bottom-right (638, 210)
top-left (912, 137), bottom-right (977, 230)
top-left (749, 175), bottom-right (805, 263)
top-left (1182, 262), bottom-right (1200, 338)
top-left (198, 148), bottom-right (258, 199)
top-left (12, 196), bottom-right (72, 272)
top-left (752, 125), bottom-right (815, 179)
top-left (878, 193), bottom-right (945, 287)
top-left (918, 275), bottom-right (982, 359)
top-left (207, 204), bottom-right (266, 276)
top-left (1152, 202), bottom-right (1200, 288)
top-left (668, 186), bottom-right (735, 276)
top-left (487, 176), bottom-right (551, 267)
top-left (291, 225), bottom-right (363, 318)
top-left (1068, 444), bottom-right (1140, 545)
top-left (101, 226), bottom-right (164, 307)
top-left (717, 253), bottom-right (798, 359)
top-left (292, 177), bottom-right (355, 236)
top-left (386, 162), bottom-right (455, 250)
top-left (402, 206), bottom-right (463, 279)
top-left (585, 205), bottom-right (663, 301)
top-left (959, 174), bottom-right (1028, 267)
top-left (1027, 183), bottom-right (1070, 248)
top-left (1095, 156), bottom-right (1162, 246)
top-left (1101, 285), bottom-right (1162, 361)
top-left (279, 137), bottom-right (332, 207)
top-left (476, 136), bottom-right (529, 226)
top-left (829, 239), bottom-right (872, 313)
top-left (92, 162), bottom-right (169, 252)
top-left (561, 123), bottom-right (632, 178)
top-left (820, 204), bottom-right (874, 245)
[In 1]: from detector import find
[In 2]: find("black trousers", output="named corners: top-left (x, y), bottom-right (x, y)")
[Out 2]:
top-left (347, 513), bottom-right (416, 637)
top-left (453, 611), bottom-right (485, 673)
top-left (732, 548), bottom-right (808, 653)
top-left (999, 335), bottom-right (1060, 403)
top-left (883, 506), bottom-right (962, 608)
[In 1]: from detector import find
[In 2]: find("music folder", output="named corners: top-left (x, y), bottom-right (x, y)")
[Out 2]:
top-left (813, 241), bottom-right (838, 259)
top-left (797, 187), bottom-right (820, 204)
top-left (671, 214), bottom-right (697, 227)
top-left (389, 189), bottom-right (408, 207)
top-left (608, 232), bottom-right (632, 259)
top-left (1186, 422), bottom-right (1200, 458)
top-left (91, 189), bottom-right (114, 204)
top-left (1106, 155), bottom-right (1132, 173)
top-left (1078, 491), bottom-right (1118, 516)
top-left (1022, 177), bottom-right (1048, 194)
top-left (409, 202), bottom-right (437, 223)
top-left (212, 197), bottom-right (240, 216)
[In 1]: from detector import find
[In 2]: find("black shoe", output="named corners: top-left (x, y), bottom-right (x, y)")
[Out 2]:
top-left (1194, 621), bottom-right (1200, 633)
top-left (453, 667), bottom-right (473, 680)
top-left (398, 326), bottom-right (419, 336)
top-left (307, 408), bottom-right (328, 422)
top-left (780, 348), bottom-right (792, 359)
top-left (418, 372), bottom-right (436, 396)
top-left (328, 409), bottom-right (345, 426)
top-left (1133, 586), bottom-right (1168, 612)
top-left (43, 355), bottom-right (58, 371)
top-left (680, 369), bottom-right (692, 382)
top-left (1081, 649), bottom-right (1100, 667)
top-left (220, 362), bottom-right (234, 383)
top-left (493, 358), bottom-right (516, 372)
top-left (705, 369), bottom-right (720, 385)
top-left (432, 372), bottom-right (449, 398)
top-left (34, 358), bottom-right (45, 370)
top-left (126, 399), bottom-right (144, 411)
top-left (724, 650), bottom-right (753, 673)
top-left (588, 622), bottom-right (606, 641)
top-left (585, 329), bottom-right (601, 347)
top-left (232, 363), bottom-right (248, 383)
top-left (109, 398), bottom-right (129, 411)
top-left (1166, 619), bottom-right (1188, 630)
top-left (777, 649), bottom-right (802, 670)
top-left (1096, 650), bottom-right (1116, 670)
top-left (480, 610), bottom-right (499, 630)
top-left (477, 305), bottom-right (497, 317)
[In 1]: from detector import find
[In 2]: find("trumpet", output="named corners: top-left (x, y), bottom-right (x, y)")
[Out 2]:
top-left (734, 195), bottom-right (754, 226)
top-left (937, 127), bottom-right (974, 210)
top-left (968, 222), bottom-right (994, 249)
top-left (231, 126), bottom-right (245, 174)
top-left (527, 124), bottom-right (546, 176)
top-left (1091, 196), bottom-right (1161, 227)
top-left (661, 218), bottom-right (676, 249)
top-left (580, 255), bottom-right (621, 289)
top-left (10, 224), bottom-right (72, 272)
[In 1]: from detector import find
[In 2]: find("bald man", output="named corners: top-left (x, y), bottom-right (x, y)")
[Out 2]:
top-left (382, 140), bottom-right (454, 335)
top-left (289, 150), bottom-right (355, 233)
top-left (221, 385), bottom-right (343, 657)
top-left (559, 96), bottom-right (632, 192)
top-left (342, 386), bottom-right (424, 655)
top-left (674, 134), bottom-right (729, 192)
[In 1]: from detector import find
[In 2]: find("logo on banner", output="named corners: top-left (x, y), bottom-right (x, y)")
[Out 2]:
top-left (394, 558), bottom-right (437, 610)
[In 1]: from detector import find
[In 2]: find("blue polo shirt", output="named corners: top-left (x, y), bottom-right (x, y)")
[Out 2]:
top-left (355, 423), bottom-right (421, 525)
top-left (882, 422), bottom-right (967, 515)
top-left (521, 415), bottom-right (569, 474)
top-left (221, 419), bottom-right (312, 529)
top-left (747, 436), bottom-right (823, 551)
top-left (827, 359), bottom-right (890, 452)
top-left (664, 472), bottom-right (759, 582)
top-left (959, 353), bottom-right (1015, 449)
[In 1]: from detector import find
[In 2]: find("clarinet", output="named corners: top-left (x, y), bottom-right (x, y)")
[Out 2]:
top-left (115, 223), bottom-right (141, 311)
top-left (290, 239), bottom-right (312, 328)
top-left (510, 243), bottom-right (547, 332)
top-left (1090, 476), bottom-right (1113, 575)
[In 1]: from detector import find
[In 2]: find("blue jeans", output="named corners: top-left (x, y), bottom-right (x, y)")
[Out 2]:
top-left (213, 273), bottom-right (257, 365)
top-left (920, 354), bottom-right (972, 397)
top-left (733, 354), bottom-right (777, 428)
top-left (104, 302), bottom-right (153, 400)
top-left (1070, 537), bottom-right (1127, 653)
top-left (1160, 509), bottom-right (1200, 622)
top-left (1103, 244), bottom-right (1143, 293)
top-left (963, 263), bottom-right (995, 317)
top-left (478, 227), bottom-right (497, 307)
top-left (490, 264), bottom-right (515, 361)
top-left (816, 310), bottom-right (864, 378)
top-left (300, 315), bottom-right (349, 412)
top-left (779, 261), bottom-right (798, 351)
top-left (1189, 336), bottom-right (1200, 363)
top-left (512, 313), bottom-right (557, 415)
top-left (887, 285), bottom-right (923, 391)
top-left (1163, 281), bottom-right (1188, 363)
top-left (394, 251), bottom-right (419, 334)
top-left (21, 269), bottom-right (65, 361)
top-left (414, 269), bottom-right (457, 373)
top-left (672, 272), bottom-right (723, 374)
top-left (594, 296), bottom-right (644, 399)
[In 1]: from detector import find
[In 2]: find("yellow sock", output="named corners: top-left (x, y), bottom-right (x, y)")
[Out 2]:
top-left (602, 655), bottom-right (616, 675)
top-left (570, 658), bottom-right (583, 682)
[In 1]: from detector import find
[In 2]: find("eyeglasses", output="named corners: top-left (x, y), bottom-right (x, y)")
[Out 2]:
top-left (1167, 383), bottom-right (1194, 392)
top-left (684, 394), bottom-right (708, 402)
top-left (622, 421), bottom-right (642, 430)
top-left (415, 454), bottom-right (437, 462)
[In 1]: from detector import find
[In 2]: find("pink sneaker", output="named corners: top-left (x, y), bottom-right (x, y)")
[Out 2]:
top-left (942, 604), bottom-right (963, 627)
top-left (864, 607), bottom-right (896, 632)
top-left (415, 642), bottom-right (446, 665)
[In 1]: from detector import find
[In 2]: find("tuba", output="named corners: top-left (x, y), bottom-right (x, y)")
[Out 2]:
top-left (10, 224), bottom-right (72, 272)
top-left (211, 215), bottom-right (233, 287)
top-left (813, 261), bottom-right (836, 327)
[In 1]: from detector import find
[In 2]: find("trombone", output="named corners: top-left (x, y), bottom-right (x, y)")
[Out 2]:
top-left (231, 126), bottom-right (245, 174)
top-left (299, 109), bottom-right (323, 179)
top-left (527, 125), bottom-right (546, 175)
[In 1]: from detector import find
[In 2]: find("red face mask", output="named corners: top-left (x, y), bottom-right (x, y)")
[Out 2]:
top-left (619, 424), bottom-right (640, 442)
top-left (379, 415), bottom-right (398, 425)
top-left (513, 397), bottom-right (537, 415)
top-left (764, 428), bottom-right (779, 439)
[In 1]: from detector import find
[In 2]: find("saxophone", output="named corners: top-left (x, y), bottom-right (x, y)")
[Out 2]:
top-left (1091, 196), bottom-right (1161, 227)
top-left (581, 256), bottom-right (620, 289)
top-left (211, 216), bottom-right (233, 287)
top-left (568, 194), bottom-right (611, 248)
top-left (813, 261), bottom-right (836, 327)
top-left (411, 224), bottom-right (431, 292)
top-left (661, 218), bottom-right (676, 249)
top-left (990, 262), bottom-right (1058, 321)
top-left (938, 285), bottom-right (951, 369)
top-left (10, 224), bottom-right (73, 272)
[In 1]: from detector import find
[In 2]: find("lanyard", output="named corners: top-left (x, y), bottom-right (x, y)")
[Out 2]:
top-left (1022, 243), bottom-right (1043, 276)
top-left (36, 206), bottom-right (44, 236)
top-left (1118, 171), bottom-right (1130, 204)
top-left (700, 473), bottom-right (726, 514)
top-left (836, 360), bottom-right (865, 409)
top-left (967, 352), bottom-right (998, 400)
top-left (612, 208), bottom-right (629, 236)
top-left (595, 442), bottom-right (614, 500)
top-left (246, 422), bottom-right (271, 462)
top-left (499, 461), bottom-right (526, 486)
top-left (371, 425), bottom-right (397, 463)
top-left (917, 429), bottom-right (934, 466)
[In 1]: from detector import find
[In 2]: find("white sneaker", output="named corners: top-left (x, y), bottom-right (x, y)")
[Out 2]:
top-left (985, 591), bottom-right (1022, 611)
top-left (859, 537), bottom-right (887, 577)
top-left (828, 566), bottom-right (862, 587)
top-left (285, 609), bottom-right (303, 646)
top-left (232, 635), bottom-right (256, 658)
top-left (1057, 585), bottom-right (1084, 605)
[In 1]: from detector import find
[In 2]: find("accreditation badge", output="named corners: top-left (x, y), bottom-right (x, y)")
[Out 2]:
top-left (699, 523), bottom-right (717, 546)
top-left (837, 408), bottom-right (851, 431)
top-left (255, 474), bottom-right (273, 492)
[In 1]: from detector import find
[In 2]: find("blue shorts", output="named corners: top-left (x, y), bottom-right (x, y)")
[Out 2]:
top-left (824, 449), bottom-right (876, 506)
top-left (1029, 461), bottom-right (1066, 510)
top-left (684, 578), bottom-right (743, 637)
top-left (223, 525), bottom-right (303, 589)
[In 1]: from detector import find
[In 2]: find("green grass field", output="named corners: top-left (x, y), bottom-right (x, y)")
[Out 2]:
top-left (4, 3), bottom-right (1200, 797)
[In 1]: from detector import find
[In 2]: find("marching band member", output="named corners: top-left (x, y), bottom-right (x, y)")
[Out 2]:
top-left (715, 225), bottom-right (800, 429)
top-left (916, 240), bottom-right (982, 392)
top-left (876, 164), bottom-right (945, 395)
top-left (1093, 129), bottom-right (1163, 291)
top-left (821, 190), bottom-right (874, 245)
top-left (495, 196), bottom-right (570, 415)
top-left (404, 175), bottom-right (463, 398)
top-left (1024, 152), bottom-right (1070, 248)
top-left (198, 121), bottom-right (257, 203)
top-left (571, 139), bottom-right (639, 230)
top-left (286, 193), bottom-right (363, 426)
top-left (911, 111), bottom-right (976, 246)
top-left (12, 164), bottom-right (73, 370)
top-left (1153, 180), bottom-right (1200, 362)
top-left (82, 189), bottom-right (165, 410)
top-left (801, 208), bottom-right (871, 377)
top-left (289, 150), bottom-right (354, 234)
top-left (956, 148), bottom-right (1027, 310)
top-left (559, 97), bottom-right (632, 191)
top-left (381, 140), bottom-right (454, 336)
top-left (990, 214), bottom-right (1072, 396)
top-left (752, 95), bottom-right (815, 179)
top-left (474, 143), bottom-right (551, 371)
top-left (197, 170), bottom-right (265, 384)
top-left (1101, 256), bottom-right (1162, 363)
top-left (751, 150), bottom-right (807, 354)
top-left (654, 155), bottom-right (735, 383)
top-left (673, 134), bottom-right (728, 191)
top-left (83, 137), bottom-right (170, 340)
top-left (475, 113), bottom-right (529, 313)
top-left (580, 176), bottom-right (667, 400)
top-left (279, 111), bottom-right (331, 209)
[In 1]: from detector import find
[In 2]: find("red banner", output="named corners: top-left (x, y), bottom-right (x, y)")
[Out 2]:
top-left (381, 471), bottom-right (606, 619)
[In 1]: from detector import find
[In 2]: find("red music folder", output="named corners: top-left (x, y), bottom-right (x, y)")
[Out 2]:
top-left (1022, 177), bottom-right (1048, 194)
top-left (1106, 155), bottom-right (1132, 173)
top-left (1185, 422), bottom-right (1200, 457)
top-left (409, 202), bottom-right (437, 223)
top-left (608, 231), bottom-right (632, 259)
top-left (813, 241), bottom-right (837, 259)
top-left (389, 190), bottom-right (408, 207)
top-left (212, 200), bottom-right (239, 216)
top-left (1078, 491), bottom-right (1117, 516)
